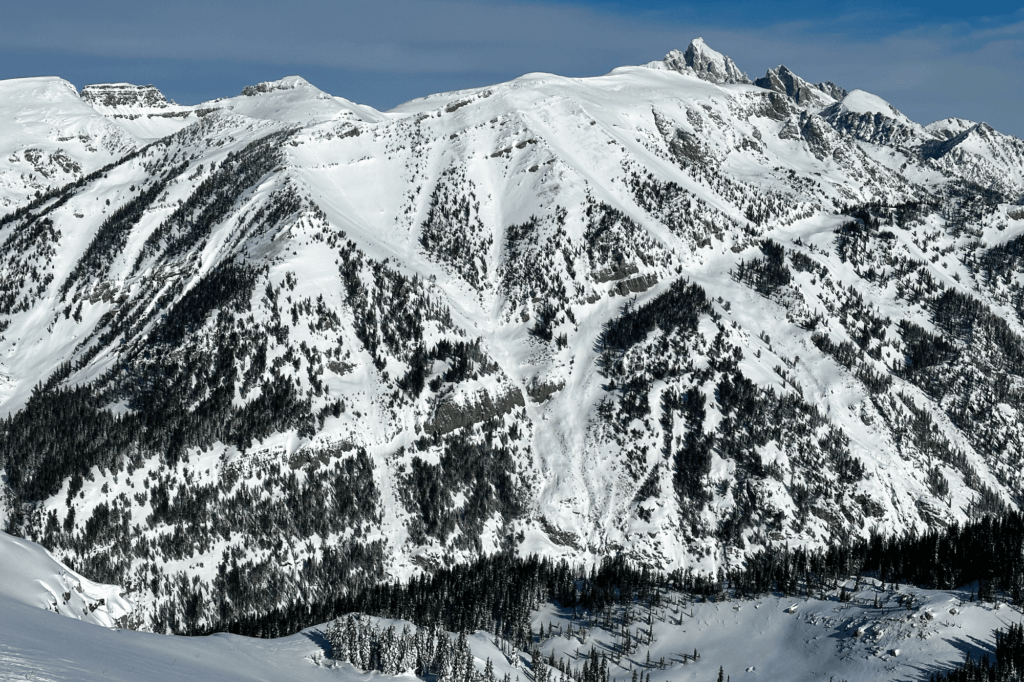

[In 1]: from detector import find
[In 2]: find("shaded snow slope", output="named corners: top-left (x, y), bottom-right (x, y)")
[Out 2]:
top-left (0, 595), bottom-right (340, 681)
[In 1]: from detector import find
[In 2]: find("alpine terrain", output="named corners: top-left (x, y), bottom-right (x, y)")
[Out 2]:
top-left (2, 38), bottom-right (1024, 662)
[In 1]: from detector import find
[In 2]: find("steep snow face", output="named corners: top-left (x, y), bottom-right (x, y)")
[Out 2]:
top-left (1, 38), bottom-right (1024, 634)
top-left (662, 38), bottom-right (752, 85)
top-left (0, 530), bottom-right (135, 627)
top-left (920, 121), bottom-right (1024, 194)
top-left (926, 117), bottom-right (978, 140)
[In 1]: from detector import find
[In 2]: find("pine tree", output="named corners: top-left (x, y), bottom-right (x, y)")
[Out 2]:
top-left (358, 623), bottom-right (372, 670)
top-left (400, 624), bottom-right (418, 672)
top-left (456, 630), bottom-right (471, 682)
top-left (345, 616), bottom-right (359, 665)
top-left (383, 625), bottom-right (399, 674)
top-left (326, 618), bottom-right (347, 661)
top-left (424, 624), bottom-right (438, 675)
top-left (436, 632), bottom-right (452, 682)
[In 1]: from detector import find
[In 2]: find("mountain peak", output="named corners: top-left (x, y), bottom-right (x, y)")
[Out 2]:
top-left (240, 75), bottom-right (316, 97)
top-left (80, 82), bottom-right (172, 109)
top-left (0, 77), bottom-right (81, 106)
top-left (825, 89), bottom-right (912, 125)
top-left (663, 38), bottom-right (752, 85)
top-left (754, 65), bottom-right (846, 109)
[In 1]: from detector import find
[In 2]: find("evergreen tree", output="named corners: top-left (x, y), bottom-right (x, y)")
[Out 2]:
top-left (400, 624), bottom-right (418, 672)
top-left (382, 625), bottom-right (399, 675)
top-left (436, 632), bottom-right (452, 682)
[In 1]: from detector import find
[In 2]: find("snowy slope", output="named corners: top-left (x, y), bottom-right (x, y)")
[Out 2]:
top-left (0, 530), bottom-right (134, 627)
top-left (0, 38), bottom-right (1024, 634)
top-left (0, 77), bottom-right (138, 209)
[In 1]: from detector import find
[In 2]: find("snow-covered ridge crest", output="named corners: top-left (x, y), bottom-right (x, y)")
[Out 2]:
top-left (241, 75), bottom-right (317, 96)
top-left (926, 117), bottom-right (978, 140)
top-left (0, 76), bottom-right (80, 103)
top-left (822, 89), bottom-right (914, 125)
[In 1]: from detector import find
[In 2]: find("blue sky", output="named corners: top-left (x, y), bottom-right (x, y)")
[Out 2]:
top-left (2, 0), bottom-right (1022, 136)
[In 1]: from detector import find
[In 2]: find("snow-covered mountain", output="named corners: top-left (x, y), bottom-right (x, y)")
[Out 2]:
top-left (1, 38), bottom-right (1024, 634)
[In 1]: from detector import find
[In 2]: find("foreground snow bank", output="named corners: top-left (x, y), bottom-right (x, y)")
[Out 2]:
top-left (0, 529), bottom-right (1016, 682)
top-left (0, 530), bottom-right (135, 627)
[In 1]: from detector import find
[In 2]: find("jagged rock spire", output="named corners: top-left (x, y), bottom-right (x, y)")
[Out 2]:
top-left (663, 37), bottom-right (752, 85)
top-left (754, 65), bottom-right (846, 108)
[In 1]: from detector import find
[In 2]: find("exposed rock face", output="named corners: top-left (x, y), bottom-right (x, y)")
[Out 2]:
top-left (663, 38), bottom-right (752, 85)
top-left (80, 83), bottom-right (171, 108)
top-left (823, 108), bottom-right (921, 148)
top-left (816, 81), bottom-right (848, 102)
top-left (754, 65), bottom-right (846, 110)
top-left (527, 380), bottom-right (565, 404)
top-left (613, 273), bottom-right (658, 296)
top-left (819, 91), bottom-right (929, 149)
top-left (426, 386), bottom-right (526, 436)
top-left (592, 261), bottom-right (639, 283)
